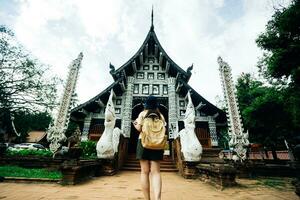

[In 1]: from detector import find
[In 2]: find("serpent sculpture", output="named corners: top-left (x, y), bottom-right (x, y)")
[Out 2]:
top-left (96, 90), bottom-right (122, 159)
top-left (176, 91), bottom-right (202, 161)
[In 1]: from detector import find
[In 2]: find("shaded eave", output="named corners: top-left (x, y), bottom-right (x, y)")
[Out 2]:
top-left (70, 80), bottom-right (123, 119)
top-left (177, 79), bottom-right (227, 124)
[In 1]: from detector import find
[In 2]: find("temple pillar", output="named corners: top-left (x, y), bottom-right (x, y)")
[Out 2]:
top-left (81, 114), bottom-right (92, 141)
top-left (208, 117), bottom-right (218, 147)
top-left (168, 77), bottom-right (177, 139)
top-left (121, 76), bottom-right (134, 138)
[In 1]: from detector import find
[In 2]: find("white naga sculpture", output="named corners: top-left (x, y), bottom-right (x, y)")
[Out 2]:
top-left (47, 53), bottom-right (83, 153)
top-left (96, 89), bottom-right (122, 159)
top-left (175, 91), bottom-right (202, 162)
top-left (218, 56), bottom-right (249, 161)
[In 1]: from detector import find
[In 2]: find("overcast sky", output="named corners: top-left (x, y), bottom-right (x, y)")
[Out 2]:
top-left (0, 0), bottom-right (291, 106)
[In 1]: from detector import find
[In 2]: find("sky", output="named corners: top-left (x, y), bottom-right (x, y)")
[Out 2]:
top-left (0, 0), bottom-right (292, 107)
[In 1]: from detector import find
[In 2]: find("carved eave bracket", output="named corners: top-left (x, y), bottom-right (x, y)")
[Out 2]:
top-left (95, 99), bottom-right (105, 107)
top-left (176, 82), bottom-right (183, 93)
top-left (195, 102), bottom-right (206, 110)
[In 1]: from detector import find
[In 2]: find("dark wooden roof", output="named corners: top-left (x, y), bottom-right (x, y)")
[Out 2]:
top-left (176, 79), bottom-right (226, 124)
top-left (70, 80), bottom-right (124, 119)
top-left (71, 24), bottom-right (226, 124)
top-left (109, 27), bottom-right (192, 82)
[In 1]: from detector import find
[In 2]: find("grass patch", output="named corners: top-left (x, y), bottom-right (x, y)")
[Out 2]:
top-left (6, 149), bottom-right (53, 157)
top-left (255, 177), bottom-right (290, 189)
top-left (0, 166), bottom-right (62, 179)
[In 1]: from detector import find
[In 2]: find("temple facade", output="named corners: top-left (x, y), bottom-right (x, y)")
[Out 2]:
top-left (70, 17), bottom-right (226, 155)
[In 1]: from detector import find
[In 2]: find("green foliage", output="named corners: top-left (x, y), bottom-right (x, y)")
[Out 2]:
top-left (0, 165), bottom-right (61, 179)
top-left (80, 140), bottom-right (97, 159)
top-left (218, 128), bottom-right (230, 149)
top-left (13, 111), bottom-right (52, 142)
top-left (251, 0), bottom-right (300, 150)
top-left (6, 149), bottom-right (53, 157)
top-left (256, 0), bottom-right (300, 85)
top-left (65, 120), bottom-right (79, 138)
top-left (255, 177), bottom-right (292, 190)
top-left (236, 73), bottom-right (295, 149)
top-left (0, 25), bottom-right (59, 139)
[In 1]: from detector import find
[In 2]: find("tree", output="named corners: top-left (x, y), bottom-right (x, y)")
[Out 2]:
top-left (256, 0), bottom-right (300, 85)
top-left (13, 112), bottom-right (52, 143)
top-left (236, 73), bottom-right (294, 159)
top-left (256, 0), bottom-right (300, 144)
top-left (0, 25), bottom-right (59, 139)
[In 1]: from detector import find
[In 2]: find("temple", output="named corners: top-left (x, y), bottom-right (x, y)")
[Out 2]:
top-left (70, 12), bottom-right (226, 157)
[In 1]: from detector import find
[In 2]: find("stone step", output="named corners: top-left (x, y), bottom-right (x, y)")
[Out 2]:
top-left (124, 155), bottom-right (177, 172)
top-left (125, 162), bottom-right (175, 166)
top-left (125, 160), bottom-right (175, 165)
top-left (122, 167), bottom-right (178, 172)
top-left (123, 163), bottom-right (177, 168)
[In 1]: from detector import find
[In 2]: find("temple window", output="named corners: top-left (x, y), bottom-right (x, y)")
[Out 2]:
top-left (133, 84), bottom-right (139, 94)
top-left (157, 73), bottom-right (165, 80)
top-left (137, 72), bottom-right (144, 79)
top-left (142, 84), bottom-right (149, 94)
top-left (153, 65), bottom-right (159, 70)
top-left (115, 108), bottom-right (121, 114)
top-left (180, 110), bottom-right (185, 116)
top-left (163, 85), bottom-right (168, 94)
top-left (116, 99), bottom-right (122, 105)
top-left (152, 85), bottom-right (159, 95)
top-left (143, 65), bottom-right (149, 70)
top-left (147, 73), bottom-right (154, 79)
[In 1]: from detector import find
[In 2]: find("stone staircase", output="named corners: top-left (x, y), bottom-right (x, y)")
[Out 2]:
top-left (122, 154), bottom-right (178, 172)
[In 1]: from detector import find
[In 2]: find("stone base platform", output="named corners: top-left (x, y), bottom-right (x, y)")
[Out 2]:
top-left (197, 163), bottom-right (237, 189)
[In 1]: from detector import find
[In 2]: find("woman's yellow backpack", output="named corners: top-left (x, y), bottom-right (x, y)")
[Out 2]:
top-left (141, 113), bottom-right (167, 150)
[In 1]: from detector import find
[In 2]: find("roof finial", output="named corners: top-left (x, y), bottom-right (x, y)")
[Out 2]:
top-left (151, 5), bottom-right (154, 31)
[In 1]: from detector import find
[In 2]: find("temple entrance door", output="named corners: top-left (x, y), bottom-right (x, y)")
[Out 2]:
top-left (128, 98), bottom-right (169, 154)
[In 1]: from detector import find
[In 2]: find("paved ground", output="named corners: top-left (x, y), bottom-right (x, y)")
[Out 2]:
top-left (0, 171), bottom-right (298, 200)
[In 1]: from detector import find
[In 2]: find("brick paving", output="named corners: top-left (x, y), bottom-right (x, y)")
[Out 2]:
top-left (0, 171), bottom-right (298, 200)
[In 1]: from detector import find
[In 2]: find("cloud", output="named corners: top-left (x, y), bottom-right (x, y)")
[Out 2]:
top-left (0, 0), bottom-right (292, 107)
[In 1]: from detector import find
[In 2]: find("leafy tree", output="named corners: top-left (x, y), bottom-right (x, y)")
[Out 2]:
top-left (236, 73), bottom-right (294, 159)
top-left (256, 0), bottom-right (300, 85)
top-left (13, 111), bottom-right (52, 142)
top-left (0, 25), bottom-right (59, 139)
top-left (256, 0), bottom-right (300, 145)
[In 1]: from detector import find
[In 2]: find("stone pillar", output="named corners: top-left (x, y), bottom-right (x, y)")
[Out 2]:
top-left (81, 114), bottom-right (92, 141)
top-left (121, 76), bottom-right (134, 138)
top-left (208, 117), bottom-right (218, 147)
top-left (168, 77), bottom-right (177, 139)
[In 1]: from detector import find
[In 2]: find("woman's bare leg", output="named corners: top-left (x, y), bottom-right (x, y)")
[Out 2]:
top-left (150, 161), bottom-right (162, 200)
top-left (140, 160), bottom-right (150, 200)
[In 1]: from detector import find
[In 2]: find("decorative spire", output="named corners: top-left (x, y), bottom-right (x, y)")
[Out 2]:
top-left (47, 52), bottom-right (83, 153)
top-left (218, 56), bottom-right (249, 161)
top-left (151, 6), bottom-right (154, 31)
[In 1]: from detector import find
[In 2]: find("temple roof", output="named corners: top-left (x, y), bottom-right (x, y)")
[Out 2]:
top-left (70, 14), bottom-right (226, 124)
top-left (109, 24), bottom-right (193, 82)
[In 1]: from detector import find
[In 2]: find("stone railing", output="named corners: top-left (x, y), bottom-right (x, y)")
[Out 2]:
top-left (97, 135), bottom-right (129, 175)
top-left (172, 138), bottom-right (200, 179)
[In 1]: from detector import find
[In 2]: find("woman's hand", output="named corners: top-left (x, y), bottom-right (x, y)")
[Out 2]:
top-left (133, 120), bottom-right (142, 132)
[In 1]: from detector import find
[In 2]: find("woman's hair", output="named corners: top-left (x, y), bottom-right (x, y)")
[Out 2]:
top-left (145, 108), bottom-right (161, 120)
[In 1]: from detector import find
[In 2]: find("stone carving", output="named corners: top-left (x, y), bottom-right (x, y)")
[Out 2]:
top-left (121, 76), bottom-right (134, 138)
top-left (96, 89), bottom-right (122, 159)
top-left (175, 91), bottom-right (202, 161)
top-left (218, 56), bottom-right (249, 161)
top-left (47, 53), bottom-right (83, 153)
top-left (168, 77), bottom-right (177, 139)
top-left (67, 126), bottom-right (81, 148)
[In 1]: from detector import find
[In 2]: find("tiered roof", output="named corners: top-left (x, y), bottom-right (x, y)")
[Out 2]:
top-left (71, 13), bottom-right (226, 124)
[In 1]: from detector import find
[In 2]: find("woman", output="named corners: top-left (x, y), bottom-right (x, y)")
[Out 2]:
top-left (133, 95), bottom-right (166, 200)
